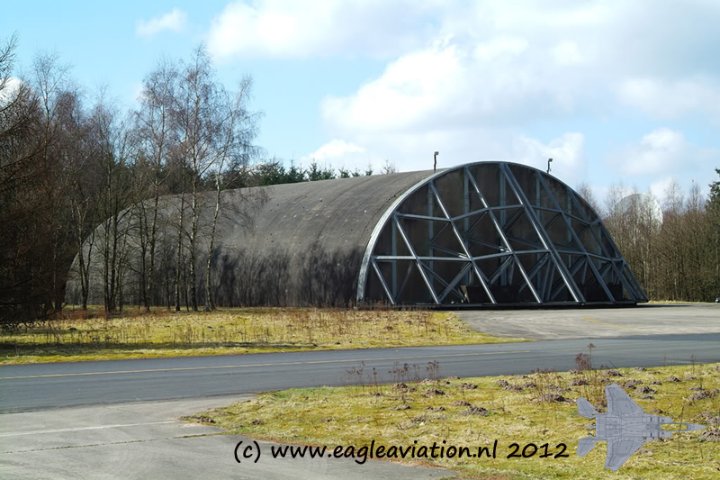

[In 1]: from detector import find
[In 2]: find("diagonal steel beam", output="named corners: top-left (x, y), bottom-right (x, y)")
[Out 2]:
top-left (429, 181), bottom-right (496, 304)
top-left (393, 214), bottom-right (440, 304)
top-left (371, 259), bottom-right (395, 306)
top-left (433, 262), bottom-right (473, 303)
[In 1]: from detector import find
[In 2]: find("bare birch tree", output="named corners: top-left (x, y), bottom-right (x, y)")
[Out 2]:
top-left (132, 61), bottom-right (177, 311)
top-left (171, 47), bottom-right (258, 311)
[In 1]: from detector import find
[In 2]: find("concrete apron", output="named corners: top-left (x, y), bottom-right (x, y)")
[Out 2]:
top-left (0, 396), bottom-right (449, 480)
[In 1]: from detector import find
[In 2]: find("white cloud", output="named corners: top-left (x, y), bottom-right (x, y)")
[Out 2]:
top-left (0, 77), bottom-right (23, 106)
top-left (617, 77), bottom-right (720, 120)
top-left (303, 1), bottom-right (720, 200)
top-left (314, 1), bottom-right (720, 134)
top-left (619, 128), bottom-right (688, 176)
top-left (303, 139), bottom-right (365, 163)
top-left (321, 43), bottom-right (468, 133)
top-left (206, 1), bottom-right (720, 199)
top-left (649, 177), bottom-right (679, 203)
top-left (302, 131), bottom-right (586, 187)
top-left (608, 128), bottom-right (720, 197)
top-left (511, 133), bottom-right (586, 185)
top-left (472, 36), bottom-right (528, 61)
top-left (207, 1), bottom-right (720, 131)
top-left (315, 2), bottom-right (630, 138)
top-left (552, 41), bottom-right (584, 66)
top-left (130, 81), bottom-right (145, 104)
top-left (207, 1), bottom-right (304, 58)
top-left (136, 8), bottom-right (187, 37)
top-left (320, 36), bottom-right (581, 136)
top-left (207, 0), bottom-right (441, 60)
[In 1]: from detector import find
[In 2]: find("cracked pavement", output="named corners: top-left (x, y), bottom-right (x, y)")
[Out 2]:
top-left (0, 396), bottom-right (449, 480)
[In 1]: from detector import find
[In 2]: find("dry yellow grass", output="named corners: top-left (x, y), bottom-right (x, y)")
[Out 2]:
top-left (0, 308), bottom-right (520, 364)
top-left (195, 363), bottom-right (720, 480)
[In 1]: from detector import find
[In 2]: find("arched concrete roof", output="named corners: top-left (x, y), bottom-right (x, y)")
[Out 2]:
top-left (215, 170), bottom-right (434, 266)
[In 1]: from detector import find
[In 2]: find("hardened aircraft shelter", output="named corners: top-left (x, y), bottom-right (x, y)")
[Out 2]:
top-left (69, 161), bottom-right (647, 308)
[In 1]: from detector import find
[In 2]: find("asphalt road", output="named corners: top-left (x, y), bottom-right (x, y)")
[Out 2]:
top-left (2, 333), bottom-right (719, 413)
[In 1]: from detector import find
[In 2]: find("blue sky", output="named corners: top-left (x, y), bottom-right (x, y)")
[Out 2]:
top-left (3, 0), bottom-right (720, 205)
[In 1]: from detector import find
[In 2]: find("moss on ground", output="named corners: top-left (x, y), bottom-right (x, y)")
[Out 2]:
top-left (0, 308), bottom-right (520, 364)
top-left (195, 363), bottom-right (720, 480)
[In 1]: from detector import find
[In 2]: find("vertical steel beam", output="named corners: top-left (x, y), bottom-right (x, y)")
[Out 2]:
top-left (391, 214), bottom-right (397, 299)
top-left (498, 170), bottom-right (508, 286)
top-left (463, 169), bottom-right (471, 287)
top-left (427, 186), bottom-right (434, 292)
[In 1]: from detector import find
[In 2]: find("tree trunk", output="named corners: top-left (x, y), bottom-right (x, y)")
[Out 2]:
top-left (174, 194), bottom-right (185, 312)
top-left (137, 202), bottom-right (150, 312)
top-left (148, 190), bottom-right (160, 308)
top-left (189, 177), bottom-right (199, 311)
top-left (204, 173), bottom-right (222, 311)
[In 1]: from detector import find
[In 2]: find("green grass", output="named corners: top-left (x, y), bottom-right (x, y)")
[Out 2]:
top-left (192, 362), bottom-right (720, 479)
top-left (0, 308), bottom-right (520, 364)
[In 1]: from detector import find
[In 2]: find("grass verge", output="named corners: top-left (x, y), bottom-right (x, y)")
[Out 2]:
top-left (0, 308), bottom-right (520, 365)
top-left (192, 361), bottom-right (720, 479)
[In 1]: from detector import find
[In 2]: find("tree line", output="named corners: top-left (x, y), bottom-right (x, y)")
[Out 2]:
top-left (586, 174), bottom-right (720, 302)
